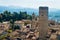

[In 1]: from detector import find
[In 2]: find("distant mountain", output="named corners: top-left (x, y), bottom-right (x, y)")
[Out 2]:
top-left (0, 6), bottom-right (60, 21)
top-left (0, 6), bottom-right (38, 15)
top-left (49, 8), bottom-right (60, 20)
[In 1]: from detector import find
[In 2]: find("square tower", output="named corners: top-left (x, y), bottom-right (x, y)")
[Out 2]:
top-left (39, 7), bottom-right (48, 40)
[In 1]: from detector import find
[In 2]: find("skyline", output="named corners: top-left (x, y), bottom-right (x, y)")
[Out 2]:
top-left (0, 0), bottom-right (60, 9)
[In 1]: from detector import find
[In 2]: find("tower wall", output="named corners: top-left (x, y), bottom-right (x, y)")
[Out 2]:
top-left (31, 13), bottom-right (36, 29)
top-left (39, 7), bottom-right (48, 40)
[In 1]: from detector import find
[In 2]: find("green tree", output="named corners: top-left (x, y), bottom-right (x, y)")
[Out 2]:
top-left (3, 11), bottom-right (11, 21)
top-left (0, 13), bottom-right (3, 23)
top-left (10, 19), bottom-right (15, 30)
top-left (20, 11), bottom-right (27, 19)
top-left (27, 15), bottom-right (32, 20)
top-left (0, 10), bottom-right (33, 22)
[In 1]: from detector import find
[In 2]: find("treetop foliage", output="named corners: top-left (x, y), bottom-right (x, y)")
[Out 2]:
top-left (0, 10), bottom-right (32, 22)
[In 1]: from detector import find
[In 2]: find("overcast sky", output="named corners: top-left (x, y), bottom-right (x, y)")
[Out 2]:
top-left (0, 0), bottom-right (60, 9)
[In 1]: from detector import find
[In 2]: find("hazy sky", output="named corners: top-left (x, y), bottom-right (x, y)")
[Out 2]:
top-left (0, 0), bottom-right (60, 9)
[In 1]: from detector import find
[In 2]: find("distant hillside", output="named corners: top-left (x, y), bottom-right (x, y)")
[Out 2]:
top-left (49, 9), bottom-right (60, 20)
top-left (0, 6), bottom-right (60, 21)
top-left (0, 6), bottom-right (38, 15)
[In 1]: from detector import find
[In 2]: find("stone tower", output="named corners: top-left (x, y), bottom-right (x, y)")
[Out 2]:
top-left (31, 13), bottom-right (36, 29)
top-left (39, 7), bottom-right (48, 40)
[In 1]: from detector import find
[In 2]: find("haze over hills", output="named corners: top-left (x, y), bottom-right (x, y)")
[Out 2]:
top-left (0, 6), bottom-right (60, 21)
top-left (0, 6), bottom-right (38, 15)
